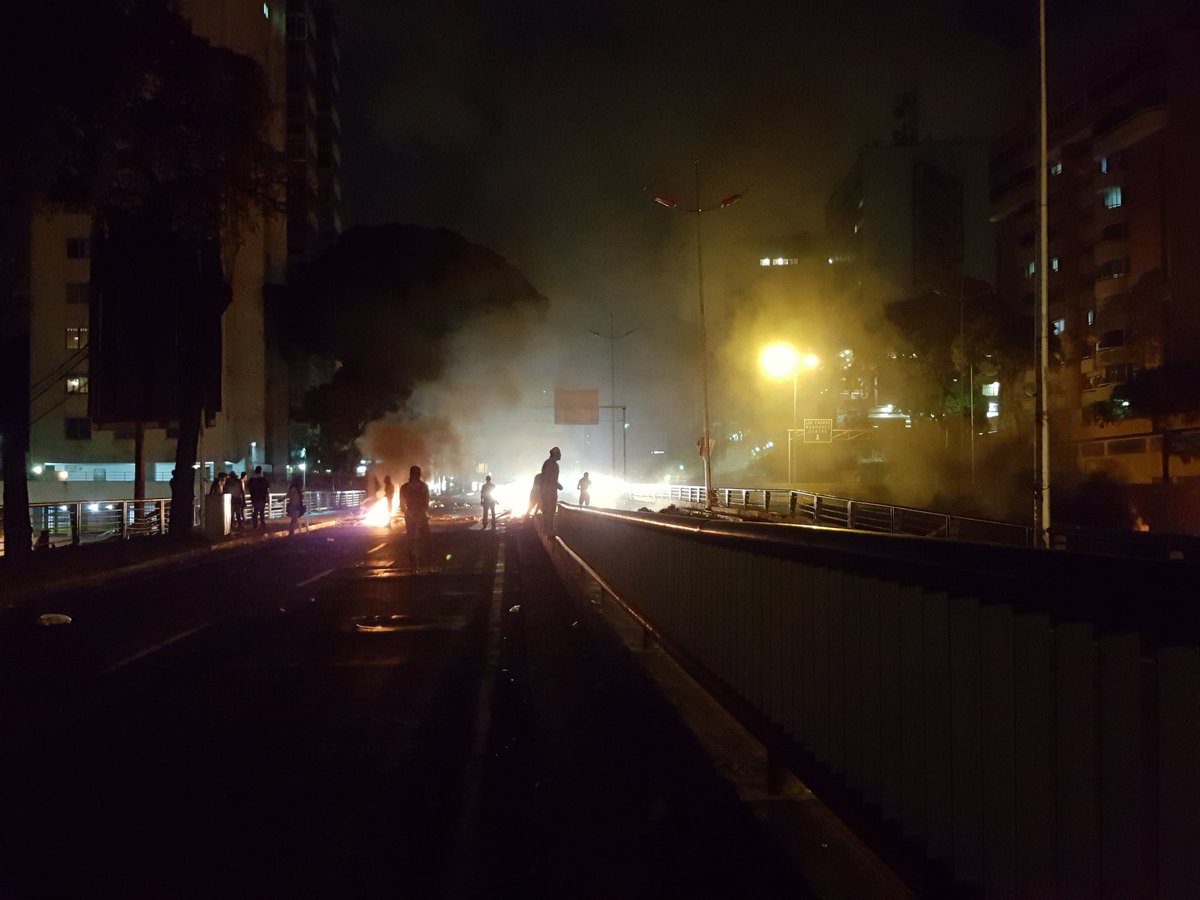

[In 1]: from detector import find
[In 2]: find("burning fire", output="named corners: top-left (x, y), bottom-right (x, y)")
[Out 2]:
top-left (360, 498), bottom-right (397, 528)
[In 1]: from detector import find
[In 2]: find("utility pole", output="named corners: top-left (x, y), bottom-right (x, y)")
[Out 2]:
top-left (588, 312), bottom-right (637, 479)
top-left (1036, 0), bottom-right (1052, 546)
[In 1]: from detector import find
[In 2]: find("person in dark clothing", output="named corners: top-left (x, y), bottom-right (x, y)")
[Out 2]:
top-left (383, 475), bottom-right (396, 528)
top-left (399, 465), bottom-right (433, 572)
top-left (480, 475), bottom-right (497, 530)
top-left (526, 472), bottom-right (542, 518)
top-left (225, 469), bottom-right (245, 529)
top-left (247, 465), bottom-right (269, 530)
top-left (577, 471), bottom-right (592, 507)
top-left (539, 446), bottom-right (563, 534)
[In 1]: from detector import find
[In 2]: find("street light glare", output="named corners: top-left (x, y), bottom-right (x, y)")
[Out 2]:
top-left (759, 341), bottom-right (800, 379)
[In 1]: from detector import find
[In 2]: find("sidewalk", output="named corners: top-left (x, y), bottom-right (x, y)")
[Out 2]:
top-left (0, 511), bottom-right (347, 612)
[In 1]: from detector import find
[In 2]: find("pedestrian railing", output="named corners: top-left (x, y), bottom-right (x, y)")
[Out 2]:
top-left (0, 489), bottom-right (366, 555)
top-left (555, 505), bottom-right (1200, 898)
top-left (625, 483), bottom-right (1033, 547)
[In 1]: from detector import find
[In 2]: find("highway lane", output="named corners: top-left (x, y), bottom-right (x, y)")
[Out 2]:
top-left (0, 516), bottom-right (812, 898)
top-left (0, 520), bottom-right (498, 898)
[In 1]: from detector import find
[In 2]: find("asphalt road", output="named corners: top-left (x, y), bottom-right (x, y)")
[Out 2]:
top-left (0, 517), bottom-right (808, 899)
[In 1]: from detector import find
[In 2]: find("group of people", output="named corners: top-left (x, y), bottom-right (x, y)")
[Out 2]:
top-left (209, 465), bottom-right (273, 531)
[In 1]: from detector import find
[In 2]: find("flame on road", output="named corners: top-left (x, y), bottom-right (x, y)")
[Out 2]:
top-left (360, 498), bottom-right (396, 528)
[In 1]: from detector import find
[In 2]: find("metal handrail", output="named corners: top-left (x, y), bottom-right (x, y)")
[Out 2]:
top-left (624, 482), bottom-right (1033, 547)
top-left (0, 489), bottom-right (366, 555)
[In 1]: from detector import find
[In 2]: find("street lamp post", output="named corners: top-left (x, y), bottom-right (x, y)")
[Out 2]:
top-left (759, 342), bottom-right (818, 485)
top-left (587, 311), bottom-right (638, 480)
top-left (650, 161), bottom-right (745, 511)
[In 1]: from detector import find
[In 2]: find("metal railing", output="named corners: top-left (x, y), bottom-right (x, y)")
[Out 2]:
top-left (555, 505), bottom-right (1200, 898)
top-left (0, 490), bottom-right (366, 555)
top-left (625, 483), bottom-right (1033, 547)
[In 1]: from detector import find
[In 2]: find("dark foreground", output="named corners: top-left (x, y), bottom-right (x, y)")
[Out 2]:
top-left (0, 518), bottom-right (810, 898)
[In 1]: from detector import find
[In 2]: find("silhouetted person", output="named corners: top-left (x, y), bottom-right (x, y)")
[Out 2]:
top-left (527, 473), bottom-right (542, 518)
top-left (480, 475), bottom-right (497, 530)
top-left (209, 471), bottom-right (226, 495)
top-left (286, 475), bottom-right (307, 536)
top-left (247, 465), bottom-right (269, 530)
top-left (540, 446), bottom-right (563, 534)
top-left (577, 471), bottom-right (591, 507)
top-left (225, 469), bottom-right (245, 529)
top-left (400, 465), bottom-right (433, 572)
top-left (383, 475), bottom-right (396, 527)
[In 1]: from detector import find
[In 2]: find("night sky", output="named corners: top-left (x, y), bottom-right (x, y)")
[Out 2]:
top-left (334, 0), bottom-right (1196, 484)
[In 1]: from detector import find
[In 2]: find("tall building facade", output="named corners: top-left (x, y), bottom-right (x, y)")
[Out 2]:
top-left (22, 1), bottom-right (288, 503)
top-left (990, 18), bottom-right (1200, 485)
top-left (827, 141), bottom-right (996, 309)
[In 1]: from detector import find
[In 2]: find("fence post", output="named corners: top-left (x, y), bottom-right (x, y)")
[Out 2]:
top-left (120, 501), bottom-right (127, 540)
top-left (158, 499), bottom-right (167, 535)
top-left (847, 500), bottom-right (854, 528)
top-left (71, 502), bottom-right (81, 546)
top-left (789, 491), bottom-right (797, 516)
top-left (763, 490), bottom-right (771, 511)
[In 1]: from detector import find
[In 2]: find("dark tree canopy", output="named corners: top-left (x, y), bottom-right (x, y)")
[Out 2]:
top-left (0, 0), bottom-right (286, 545)
top-left (283, 224), bottom-right (548, 464)
top-left (883, 283), bottom-right (1035, 419)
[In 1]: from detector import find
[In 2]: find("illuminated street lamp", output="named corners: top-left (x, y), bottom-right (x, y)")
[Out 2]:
top-left (649, 162), bottom-right (746, 511)
top-left (758, 341), bottom-right (818, 484)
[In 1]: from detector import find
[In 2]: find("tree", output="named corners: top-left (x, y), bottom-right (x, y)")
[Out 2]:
top-left (0, 1), bottom-right (285, 549)
top-left (280, 224), bottom-right (548, 465)
top-left (883, 282), bottom-right (1035, 425)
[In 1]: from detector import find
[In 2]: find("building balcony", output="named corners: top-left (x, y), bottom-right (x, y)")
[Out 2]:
top-left (1093, 237), bottom-right (1129, 266)
top-left (1094, 273), bottom-right (1129, 301)
top-left (1092, 106), bottom-right (1167, 157)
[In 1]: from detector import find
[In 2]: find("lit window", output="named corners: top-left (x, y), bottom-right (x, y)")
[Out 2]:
top-left (981, 381), bottom-right (1000, 398)
top-left (66, 238), bottom-right (89, 259)
top-left (1050, 162), bottom-right (1063, 175)
top-left (853, 223), bottom-right (860, 234)
top-left (1099, 156), bottom-right (1108, 174)
top-left (986, 401), bottom-right (1000, 418)
top-left (66, 376), bottom-right (89, 394)
top-left (65, 327), bottom-right (87, 349)
top-left (1052, 318), bottom-right (1065, 335)
top-left (1051, 257), bottom-right (1060, 272)
top-left (759, 258), bottom-right (771, 267)
top-left (1087, 308), bottom-right (1095, 325)
top-left (263, 3), bottom-right (269, 18)
top-left (1102, 186), bottom-right (1123, 209)
top-left (774, 257), bottom-right (785, 266)
top-left (1024, 260), bottom-right (1036, 278)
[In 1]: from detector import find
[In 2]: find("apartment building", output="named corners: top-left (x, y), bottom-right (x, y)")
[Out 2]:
top-left (990, 18), bottom-right (1200, 484)
top-left (23, 1), bottom-right (288, 503)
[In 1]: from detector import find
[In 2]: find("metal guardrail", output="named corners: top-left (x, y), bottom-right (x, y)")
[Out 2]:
top-left (555, 505), bottom-right (1200, 898)
top-left (0, 490), bottom-right (366, 556)
top-left (626, 483), bottom-right (1034, 547)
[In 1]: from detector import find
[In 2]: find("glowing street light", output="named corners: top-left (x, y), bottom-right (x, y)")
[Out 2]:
top-left (648, 162), bottom-right (747, 511)
top-left (758, 341), bottom-right (818, 485)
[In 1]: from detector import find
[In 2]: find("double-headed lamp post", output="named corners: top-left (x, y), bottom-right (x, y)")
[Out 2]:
top-left (759, 341), bottom-right (818, 485)
top-left (650, 161), bottom-right (745, 511)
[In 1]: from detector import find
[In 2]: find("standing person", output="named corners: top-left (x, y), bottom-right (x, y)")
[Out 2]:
top-left (539, 446), bottom-right (563, 534)
top-left (576, 471), bottom-right (592, 507)
top-left (286, 475), bottom-right (307, 536)
top-left (480, 475), bottom-right (497, 530)
top-left (399, 465), bottom-right (433, 573)
top-left (248, 465), bottom-right (269, 530)
top-left (526, 473), bottom-right (542, 518)
top-left (209, 471), bottom-right (226, 495)
top-left (225, 469), bottom-right (246, 530)
top-left (383, 475), bottom-right (396, 528)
